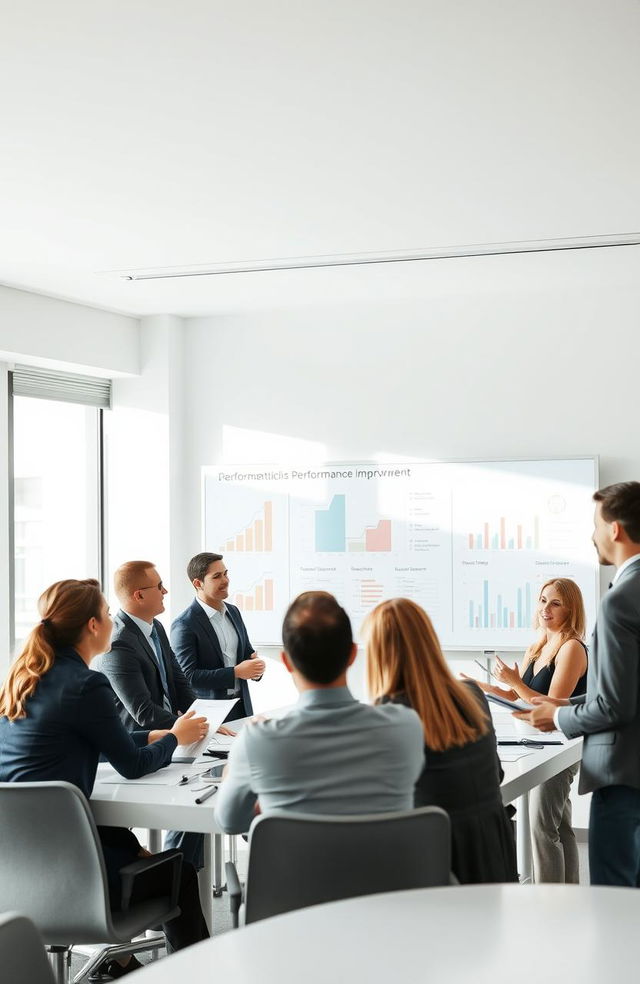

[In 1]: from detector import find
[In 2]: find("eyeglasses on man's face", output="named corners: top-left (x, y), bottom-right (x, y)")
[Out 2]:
top-left (135, 581), bottom-right (165, 592)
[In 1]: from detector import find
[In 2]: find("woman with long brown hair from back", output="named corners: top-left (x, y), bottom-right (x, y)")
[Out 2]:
top-left (366, 597), bottom-right (518, 884)
top-left (0, 578), bottom-right (210, 968)
top-left (463, 578), bottom-right (587, 883)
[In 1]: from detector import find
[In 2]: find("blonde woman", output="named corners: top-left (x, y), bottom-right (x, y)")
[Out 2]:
top-left (463, 578), bottom-right (587, 883)
top-left (366, 598), bottom-right (518, 884)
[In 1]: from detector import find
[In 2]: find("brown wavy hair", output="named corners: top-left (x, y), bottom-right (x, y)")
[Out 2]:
top-left (523, 578), bottom-right (586, 669)
top-left (0, 579), bottom-right (103, 722)
top-left (365, 598), bottom-right (489, 752)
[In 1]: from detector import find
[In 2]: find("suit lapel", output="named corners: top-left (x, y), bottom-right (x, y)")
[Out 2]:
top-left (224, 604), bottom-right (243, 648)
top-left (192, 599), bottom-right (225, 662)
top-left (119, 610), bottom-right (167, 689)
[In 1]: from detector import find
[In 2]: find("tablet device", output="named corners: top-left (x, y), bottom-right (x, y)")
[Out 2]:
top-left (486, 692), bottom-right (532, 713)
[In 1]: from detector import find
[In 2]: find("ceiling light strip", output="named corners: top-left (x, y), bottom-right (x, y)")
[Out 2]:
top-left (116, 232), bottom-right (640, 281)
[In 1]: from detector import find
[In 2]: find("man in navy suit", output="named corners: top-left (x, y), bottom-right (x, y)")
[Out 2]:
top-left (171, 552), bottom-right (265, 722)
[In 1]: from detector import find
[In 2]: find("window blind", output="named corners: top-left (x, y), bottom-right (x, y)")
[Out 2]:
top-left (11, 365), bottom-right (111, 408)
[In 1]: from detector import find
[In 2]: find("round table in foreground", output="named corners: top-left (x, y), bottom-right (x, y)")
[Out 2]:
top-left (133, 884), bottom-right (639, 984)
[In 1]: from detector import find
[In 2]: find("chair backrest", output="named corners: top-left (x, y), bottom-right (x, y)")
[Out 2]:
top-left (0, 912), bottom-right (56, 984)
top-left (0, 781), bottom-right (113, 944)
top-left (244, 805), bottom-right (452, 924)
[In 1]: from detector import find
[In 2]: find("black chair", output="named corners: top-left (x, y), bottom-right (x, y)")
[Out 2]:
top-left (226, 805), bottom-right (456, 926)
top-left (0, 781), bottom-right (182, 983)
top-left (0, 912), bottom-right (56, 984)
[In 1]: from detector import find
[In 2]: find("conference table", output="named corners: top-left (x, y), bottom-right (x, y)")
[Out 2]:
top-left (127, 884), bottom-right (634, 983)
top-left (90, 711), bottom-right (582, 925)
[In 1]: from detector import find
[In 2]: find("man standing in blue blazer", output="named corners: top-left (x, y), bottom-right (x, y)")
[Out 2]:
top-left (171, 552), bottom-right (265, 722)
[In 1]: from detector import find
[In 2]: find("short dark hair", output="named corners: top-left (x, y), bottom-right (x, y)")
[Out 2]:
top-left (187, 552), bottom-right (224, 584)
top-left (282, 591), bottom-right (353, 685)
top-left (594, 482), bottom-right (640, 544)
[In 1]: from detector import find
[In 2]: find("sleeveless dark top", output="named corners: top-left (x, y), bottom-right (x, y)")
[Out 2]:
top-left (521, 639), bottom-right (587, 697)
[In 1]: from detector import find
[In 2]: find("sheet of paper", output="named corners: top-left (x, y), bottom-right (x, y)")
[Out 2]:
top-left (205, 733), bottom-right (235, 753)
top-left (499, 750), bottom-right (535, 762)
top-left (171, 697), bottom-right (239, 761)
top-left (98, 762), bottom-right (213, 785)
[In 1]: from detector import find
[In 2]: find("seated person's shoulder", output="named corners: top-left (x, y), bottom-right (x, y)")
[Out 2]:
top-left (366, 699), bottom-right (423, 733)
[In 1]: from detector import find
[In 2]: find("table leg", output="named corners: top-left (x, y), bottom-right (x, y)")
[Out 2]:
top-left (516, 792), bottom-right (533, 883)
top-left (198, 834), bottom-right (214, 932)
top-left (213, 833), bottom-right (223, 897)
top-left (144, 830), bottom-right (165, 958)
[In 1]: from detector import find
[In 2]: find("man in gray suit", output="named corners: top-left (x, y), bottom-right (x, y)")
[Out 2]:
top-left (516, 482), bottom-right (640, 885)
top-left (215, 591), bottom-right (424, 834)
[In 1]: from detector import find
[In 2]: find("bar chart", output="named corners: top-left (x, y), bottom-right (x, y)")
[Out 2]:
top-left (232, 575), bottom-right (275, 612)
top-left (467, 580), bottom-right (534, 630)
top-left (348, 520), bottom-right (391, 552)
top-left (466, 515), bottom-right (540, 551)
top-left (315, 495), bottom-right (346, 552)
top-left (314, 495), bottom-right (392, 552)
top-left (223, 501), bottom-right (273, 552)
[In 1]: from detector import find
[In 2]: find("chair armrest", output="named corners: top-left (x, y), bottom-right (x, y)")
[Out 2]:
top-left (119, 849), bottom-right (183, 912)
top-left (225, 861), bottom-right (243, 928)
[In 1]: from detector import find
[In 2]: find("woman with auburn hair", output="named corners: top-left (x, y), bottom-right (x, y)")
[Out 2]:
top-left (366, 597), bottom-right (518, 884)
top-left (462, 577), bottom-right (587, 884)
top-left (0, 579), bottom-right (210, 970)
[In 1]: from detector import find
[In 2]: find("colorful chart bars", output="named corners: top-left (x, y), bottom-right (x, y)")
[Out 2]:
top-left (348, 520), bottom-right (392, 552)
top-left (315, 495), bottom-right (346, 552)
top-left (468, 580), bottom-right (533, 629)
top-left (233, 577), bottom-right (274, 612)
top-left (466, 516), bottom-right (540, 551)
top-left (224, 501), bottom-right (273, 552)
top-left (360, 578), bottom-right (384, 607)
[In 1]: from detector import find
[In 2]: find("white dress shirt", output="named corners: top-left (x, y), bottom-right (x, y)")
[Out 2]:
top-left (196, 597), bottom-right (240, 696)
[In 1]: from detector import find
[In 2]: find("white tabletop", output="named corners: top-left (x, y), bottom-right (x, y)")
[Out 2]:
top-left (130, 884), bottom-right (638, 983)
top-left (90, 763), bottom-right (223, 834)
top-left (90, 708), bottom-right (580, 828)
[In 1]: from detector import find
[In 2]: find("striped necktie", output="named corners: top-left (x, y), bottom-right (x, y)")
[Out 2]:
top-left (149, 624), bottom-right (172, 712)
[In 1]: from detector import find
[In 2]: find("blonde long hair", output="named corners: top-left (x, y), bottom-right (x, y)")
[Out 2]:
top-left (365, 598), bottom-right (489, 752)
top-left (523, 578), bottom-right (586, 669)
top-left (0, 579), bottom-right (103, 722)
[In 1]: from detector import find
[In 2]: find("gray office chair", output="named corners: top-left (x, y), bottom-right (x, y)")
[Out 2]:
top-left (0, 781), bottom-right (181, 984)
top-left (0, 912), bottom-right (56, 984)
top-left (226, 805), bottom-right (456, 926)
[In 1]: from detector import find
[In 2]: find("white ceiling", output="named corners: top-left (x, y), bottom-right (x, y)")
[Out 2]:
top-left (1, 0), bottom-right (640, 317)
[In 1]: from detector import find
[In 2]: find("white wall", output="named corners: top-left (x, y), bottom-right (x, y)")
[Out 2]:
top-left (0, 285), bottom-right (139, 376)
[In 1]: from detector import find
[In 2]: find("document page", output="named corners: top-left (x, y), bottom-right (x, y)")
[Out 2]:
top-left (172, 698), bottom-right (239, 761)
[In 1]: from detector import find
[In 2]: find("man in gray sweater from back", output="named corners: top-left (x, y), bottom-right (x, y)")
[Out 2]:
top-left (215, 591), bottom-right (424, 833)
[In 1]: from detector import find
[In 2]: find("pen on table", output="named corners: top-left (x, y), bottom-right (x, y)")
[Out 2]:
top-left (178, 770), bottom-right (211, 785)
top-left (195, 785), bottom-right (218, 805)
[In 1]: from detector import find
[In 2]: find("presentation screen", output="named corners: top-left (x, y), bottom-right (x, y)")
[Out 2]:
top-left (202, 458), bottom-right (599, 650)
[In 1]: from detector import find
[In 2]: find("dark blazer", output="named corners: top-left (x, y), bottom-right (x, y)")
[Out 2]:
top-left (171, 600), bottom-right (255, 714)
top-left (0, 646), bottom-right (176, 798)
top-left (559, 559), bottom-right (640, 794)
top-left (95, 610), bottom-right (196, 730)
top-left (383, 682), bottom-right (518, 884)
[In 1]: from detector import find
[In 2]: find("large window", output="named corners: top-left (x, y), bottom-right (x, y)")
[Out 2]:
top-left (10, 369), bottom-right (109, 651)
